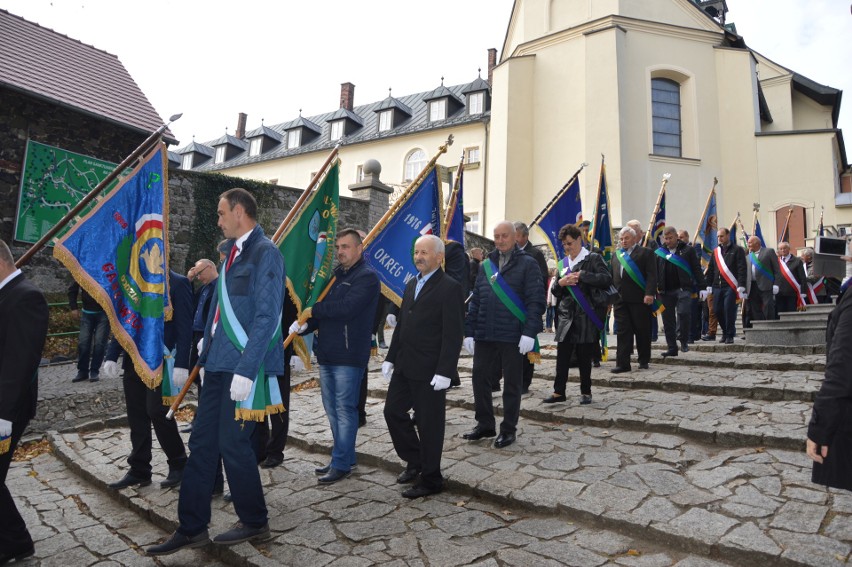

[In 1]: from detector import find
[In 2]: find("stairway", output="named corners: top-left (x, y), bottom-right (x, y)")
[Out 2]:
top-left (745, 303), bottom-right (834, 346)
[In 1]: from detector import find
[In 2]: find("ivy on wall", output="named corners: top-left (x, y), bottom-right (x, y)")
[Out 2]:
top-left (186, 172), bottom-right (279, 268)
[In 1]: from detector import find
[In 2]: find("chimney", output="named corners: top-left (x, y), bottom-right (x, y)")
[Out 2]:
top-left (487, 48), bottom-right (497, 86)
top-left (235, 112), bottom-right (247, 139)
top-left (340, 82), bottom-right (355, 111)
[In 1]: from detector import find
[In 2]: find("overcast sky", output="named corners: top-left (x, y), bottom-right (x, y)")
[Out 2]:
top-left (2, 0), bottom-right (849, 147)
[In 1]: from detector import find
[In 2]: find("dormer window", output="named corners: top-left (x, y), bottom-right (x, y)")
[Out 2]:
top-left (249, 138), bottom-right (263, 157)
top-left (429, 100), bottom-right (447, 122)
top-left (181, 154), bottom-right (193, 169)
top-left (378, 110), bottom-right (392, 132)
top-left (287, 129), bottom-right (301, 149)
top-left (468, 92), bottom-right (484, 115)
top-left (330, 120), bottom-right (345, 141)
top-left (214, 146), bottom-right (226, 164)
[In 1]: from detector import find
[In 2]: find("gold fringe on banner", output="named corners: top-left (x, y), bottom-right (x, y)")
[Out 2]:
top-left (0, 437), bottom-right (10, 455)
top-left (266, 403), bottom-right (286, 415)
top-left (527, 352), bottom-right (541, 364)
top-left (235, 409), bottom-right (268, 423)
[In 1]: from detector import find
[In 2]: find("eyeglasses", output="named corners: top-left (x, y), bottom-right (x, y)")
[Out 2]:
top-left (562, 239), bottom-right (577, 248)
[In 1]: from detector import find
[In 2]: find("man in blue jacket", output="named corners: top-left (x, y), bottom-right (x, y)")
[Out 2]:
top-left (148, 188), bottom-right (284, 555)
top-left (292, 228), bottom-right (380, 484)
top-left (463, 221), bottom-right (545, 449)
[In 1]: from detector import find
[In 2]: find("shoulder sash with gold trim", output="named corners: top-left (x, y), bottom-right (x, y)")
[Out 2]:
top-left (483, 259), bottom-right (540, 363)
top-left (218, 267), bottom-right (285, 421)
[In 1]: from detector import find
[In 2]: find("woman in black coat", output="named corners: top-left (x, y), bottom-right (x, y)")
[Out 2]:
top-left (543, 224), bottom-right (612, 405)
top-left (806, 289), bottom-right (852, 490)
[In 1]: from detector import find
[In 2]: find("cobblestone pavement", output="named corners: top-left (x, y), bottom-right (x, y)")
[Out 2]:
top-left (7, 333), bottom-right (850, 566)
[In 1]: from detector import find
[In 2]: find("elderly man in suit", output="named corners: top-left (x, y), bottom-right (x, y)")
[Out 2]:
top-left (382, 235), bottom-right (464, 498)
top-left (776, 241), bottom-right (807, 315)
top-left (611, 226), bottom-right (658, 372)
top-left (745, 236), bottom-right (781, 321)
top-left (0, 240), bottom-right (49, 563)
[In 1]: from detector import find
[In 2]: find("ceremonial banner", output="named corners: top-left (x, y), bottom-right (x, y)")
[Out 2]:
top-left (753, 213), bottom-right (766, 247)
top-left (444, 162), bottom-right (465, 245)
top-left (590, 158), bottom-right (613, 263)
top-left (533, 176), bottom-right (583, 262)
top-left (54, 144), bottom-right (171, 388)
top-left (695, 190), bottom-right (718, 268)
top-left (652, 191), bottom-right (666, 247)
top-left (364, 167), bottom-right (442, 306)
top-left (277, 161), bottom-right (339, 367)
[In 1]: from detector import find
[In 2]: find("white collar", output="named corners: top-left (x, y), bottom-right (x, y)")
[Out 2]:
top-left (567, 247), bottom-right (589, 270)
top-left (234, 228), bottom-right (253, 252)
top-left (0, 269), bottom-right (22, 291)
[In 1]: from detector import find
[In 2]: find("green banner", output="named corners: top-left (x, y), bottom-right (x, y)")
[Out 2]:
top-left (15, 140), bottom-right (121, 244)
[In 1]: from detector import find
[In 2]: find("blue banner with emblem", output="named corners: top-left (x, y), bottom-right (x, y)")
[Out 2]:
top-left (364, 167), bottom-right (442, 306)
top-left (533, 176), bottom-right (582, 262)
top-left (696, 190), bottom-right (718, 268)
top-left (652, 191), bottom-right (666, 246)
top-left (54, 144), bottom-right (171, 389)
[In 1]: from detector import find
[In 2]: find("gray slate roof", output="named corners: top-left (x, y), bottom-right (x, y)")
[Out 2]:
top-left (0, 9), bottom-right (176, 144)
top-left (183, 79), bottom-right (490, 172)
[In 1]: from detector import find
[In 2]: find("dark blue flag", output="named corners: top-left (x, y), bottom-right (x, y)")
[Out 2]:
top-left (533, 176), bottom-right (582, 261)
top-left (590, 160), bottom-right (613, 263)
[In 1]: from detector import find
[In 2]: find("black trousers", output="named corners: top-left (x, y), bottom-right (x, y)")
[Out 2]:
top-left (255, 372), bottom-right (290, 460)
top-left (473, 341), bottom-right (523, 434)
top-left (614, 301), bottom-right (652, 368)
top-left (660, 289), bottom-right (691, 351)
top-left (0, 419), bottom-right (31, 556)
top-left (776, 294), bottom-right (798, 316)
top-left (123, 364), bottom-right (186, 478)
top-left (358, 366), bottom-right (368, 422)
top-left (522, 357), bottom-right (534, 392)
top-left (383, 373), bottom-right (446, 490)
top-left (553, 341), bottom-right (593, 396)
top-left (748, 288), bottom-right (775, 321)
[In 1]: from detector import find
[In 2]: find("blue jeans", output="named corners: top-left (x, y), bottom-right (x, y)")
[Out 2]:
top-left (178, 371), bottom-right (266, 536)
top-left (714, 286), bottom-right (738, 338)
top-left (545, 306), bottom-right (555, 330)
top-left (319, 365), bottom-right (363, 472)
top-left (77, 310), bottom-right (109, 374)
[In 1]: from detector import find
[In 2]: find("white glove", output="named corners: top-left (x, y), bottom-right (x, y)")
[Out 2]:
top-left (0, 418), bottom-right (11, 437)
top-left (698, 290), bottom-right (709, 301)
top-left (172, 367), bottom-right (188, 390)
top-left (102, 360), bottom-right (120, 380)
top-left (290, 356), bottom-right (305, 372)
top-left (518, 335), bottom-right (535, 355)
top-left (463, 337), bottom-right (475, 355)
top-left (706, 286), bottom-right (713, 295)
top-left (386, 314), bottom-right (397, 328)
top-left (288, 320), bottom-right (307, 335)
top-left (196, 337), bottom-right (204, 353)
top-left (381, 361), bottom-right (394, 381)
top-left (737, 287), bottom-right (747, 300)
top-left (772, 285), bottom-right (779, 295)
top-left (430, 374), bottom-right (451, 391)
top-left (230, 374), bottom-right (253, 401)
top-left (199, 367), bottom-right (205, 386)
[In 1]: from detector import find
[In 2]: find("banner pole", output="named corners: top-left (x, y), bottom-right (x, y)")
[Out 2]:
top-left (529, 162), bottom-right (588, 227)
top-left (643, 173), bottom-right (671, 247)
top-left (691, 178), bottom-right (718, 247)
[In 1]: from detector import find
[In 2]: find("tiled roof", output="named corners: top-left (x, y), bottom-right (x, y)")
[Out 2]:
top-left (0, 9), bottom-right (176, 144)
top-left (185, 81), bottom-right (490, 172)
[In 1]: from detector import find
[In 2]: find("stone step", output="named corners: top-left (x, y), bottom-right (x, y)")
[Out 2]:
top-left (47, 427), bottom-right (737, 567)
top-left (750, 320), bottom-right (826, 330)
top-left (288, 381), bottom-right (851, 567)
top-left (745, 327), bottom-right (828, 347)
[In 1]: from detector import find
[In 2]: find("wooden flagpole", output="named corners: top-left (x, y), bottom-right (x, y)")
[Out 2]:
top-left (779, 205), bottom-right (794, 243)
top-left (15, 115), bottom-right (181, 268)
top-left (271, 143), bottom-right (341, 244)
top-left (442, 153), bottom-right (466, 241)
top-left (691, 178), bottom-right (718, 246)
top-left (643, 173), bottom-right (671, 247)
top-left (529, 162), bottom-right (589, 228)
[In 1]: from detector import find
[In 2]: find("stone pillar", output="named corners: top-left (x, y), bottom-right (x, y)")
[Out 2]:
top-left (348, 159), bottom-right (391, 230)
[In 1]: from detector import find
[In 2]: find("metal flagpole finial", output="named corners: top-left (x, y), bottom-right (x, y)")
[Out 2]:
top-left (581, 162), bottom-right (589, 169)
top-left (662, 173), bottom-right (672, 181)
top-left (167, 113), bottom-right (183, 124)
top-left (753, 203), bottom-right (760, 212)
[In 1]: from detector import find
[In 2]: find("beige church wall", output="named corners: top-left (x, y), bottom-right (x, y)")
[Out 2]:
top-left (791, 90), bottom-right (836, 131)
top-left (760, 76), bottom-right (795, 131)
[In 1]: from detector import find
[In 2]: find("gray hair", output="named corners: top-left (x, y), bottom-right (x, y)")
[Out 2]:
top-left (619, 227), bottom-right (637, 238)
top-left (513, 222), bottom-right (530, 236)
top-left (416, 234), bottom-right (444, 254)
top-left (802, 247), bottom-right (814, 259)
top-left (662, 226), bottom-right (678, 236)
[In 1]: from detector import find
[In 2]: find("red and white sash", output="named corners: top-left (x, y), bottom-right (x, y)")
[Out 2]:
top-left (806, 277), bottom-right (824, 305)
top-left (778, 258), bottom-right (805, 309)
top-left (714, 247), bottom-right (739, 292)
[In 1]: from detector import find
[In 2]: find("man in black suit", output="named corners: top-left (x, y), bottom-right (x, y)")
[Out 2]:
top-left (657, 226), bottom-right (705, 357)
top-left (776, 241), bottom-right (807, 315)
top-left (103, 270), bottom-right (193, 490)
top-left (0, 240), bottom-right (48, 563)
top-left (611, 226), bottom-right (658, 372)
top-left (745, 236), bottom-right (780, 321)
top-left (514, 222), bottom-right (548, 393)
top-left (382, 235), bottom-right (464, 498)
top-left (705, 228), bottom-right (747, 343)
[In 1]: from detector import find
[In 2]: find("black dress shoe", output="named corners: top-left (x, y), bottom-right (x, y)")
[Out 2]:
top-left (610, 366), bottom-right (631, 374)
top-left (108, 473), bottom-right (151, 490)
top-left (358, 416), bottom-right (367, 428)
top-left (592, 361), bottom-right (601, 368)
top-left (718, 336), bottom-right (728, 343)
top-left (0, 543), bottom-right (34, 564)
top-left (72, 371), bottom-right (88, 383)
top-left (701, 335), bottom-right (715, 341)
top-left (542, 394), bottom-right (567, 404)
top-left (725, 337), bottom-right (734, 344)
top-left (315, 463), bottom-right (356, 475)
top-left (223, 491), bottom-right (233, 503)
top-left (580, 394), bottom-right (593, 405)
top-left (260, 455), bottom-right (283, 469)
top-left (494, 432), bottom-right (516, 448)
top-left (396, 468), bottom-right (420, 484)
top-left (638, 363), bottom-right (649, 370)
top-left (146, 530), bottom-right (209, 556)
top-left (402, 484), bottom-right (442, 499)
top-left (462, 427), bottom-right (496, 441)
top-left (681, 343), bottom-right (689, 353)
top-left (318, 468), bottom-right (351, 484)
top-left (660, 350), bottom-right (678, 357)
top-left (213, 522), bottom-right (271, 545)
top-left (160, 468), bottom-right (183, 488)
